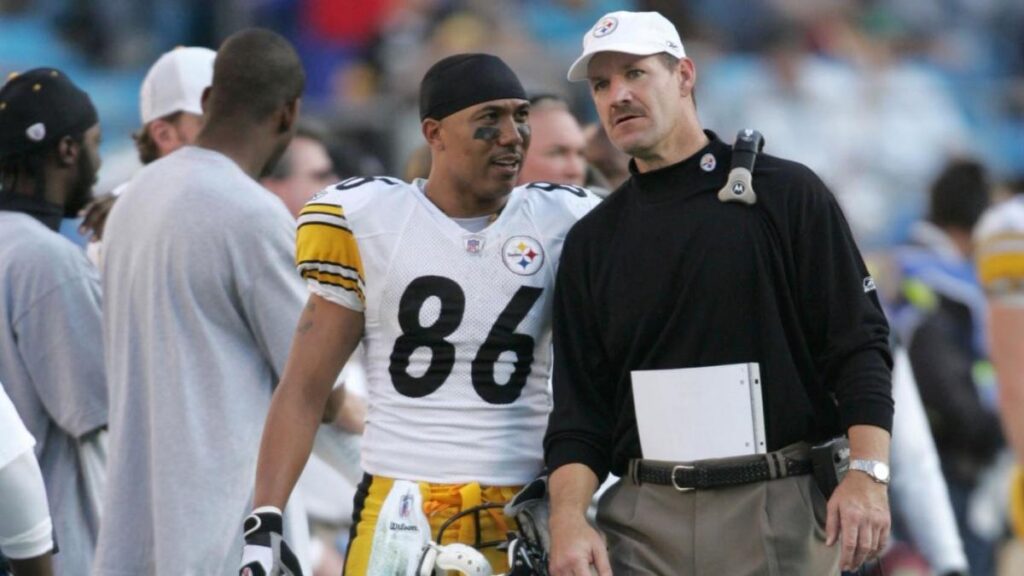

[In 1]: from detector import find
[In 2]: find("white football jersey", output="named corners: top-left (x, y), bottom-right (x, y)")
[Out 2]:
top-left (296, 178), bottom-right (600, 485)
top-left (975, 196), bottom-right (1024, 306)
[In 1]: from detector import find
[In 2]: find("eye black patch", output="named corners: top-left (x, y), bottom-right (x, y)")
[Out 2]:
top-left (474, 127), bottom-right (501, 141)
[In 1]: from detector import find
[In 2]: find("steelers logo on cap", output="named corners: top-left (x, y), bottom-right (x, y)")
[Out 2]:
top-left (502, 236), bottom-right (545, 276)
top-left (593, 16), bottom-right (618, 38)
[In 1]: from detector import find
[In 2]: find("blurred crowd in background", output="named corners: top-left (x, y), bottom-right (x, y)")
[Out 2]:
top-left (2, 0), bottom-right (1023, 247)
top-left (2, 1), bottom-right (1023, 575)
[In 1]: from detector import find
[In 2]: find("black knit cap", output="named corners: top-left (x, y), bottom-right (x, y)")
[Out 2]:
top-left (419, 53), bottom-right (527, 121)
top-left (0, 68), bottom-right (98, 159)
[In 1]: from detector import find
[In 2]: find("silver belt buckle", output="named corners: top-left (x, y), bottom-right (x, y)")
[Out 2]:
top-left (671, 464), bottom-right (695, 492)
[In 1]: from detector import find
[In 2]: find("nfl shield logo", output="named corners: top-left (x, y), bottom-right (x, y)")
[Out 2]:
top-left (464, 235), bottom-right (485, 254)
top-left (399, 493), bottom-right (413, 518)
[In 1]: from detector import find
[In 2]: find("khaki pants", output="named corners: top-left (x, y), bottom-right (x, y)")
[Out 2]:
top-left (598, 461), bottom-right (839, 575)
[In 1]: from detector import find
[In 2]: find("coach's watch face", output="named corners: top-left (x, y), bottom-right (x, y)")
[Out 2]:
top-left (869, 461), bottom-right (890, 483)
top-left (852, 459), bottom-right (890, 484)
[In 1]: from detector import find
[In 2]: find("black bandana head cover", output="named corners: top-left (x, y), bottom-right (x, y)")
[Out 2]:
top-left (419, 53), bottom-right (527, 121)
top-left (0, 67), bottom-right (98, 159)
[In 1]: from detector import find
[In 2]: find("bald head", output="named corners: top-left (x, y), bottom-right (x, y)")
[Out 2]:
top-left (205, 28), bottom-right (305, 123)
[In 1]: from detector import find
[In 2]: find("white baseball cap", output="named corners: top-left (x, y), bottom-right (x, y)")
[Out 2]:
top-left (139, 46), bottom-right (216, 124)
top-left (567, 11), bottom-right (685, 82)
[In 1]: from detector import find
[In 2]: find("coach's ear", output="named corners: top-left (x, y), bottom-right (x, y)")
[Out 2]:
top-left (279, 97), bottom-right (300, 135)
top-left (678, 57), bottom-right (696, 100)
top-left (200, 86), bottom-right (212, 115)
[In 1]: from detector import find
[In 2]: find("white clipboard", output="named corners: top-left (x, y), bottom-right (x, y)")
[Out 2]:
top-left (631, 363), bottom-right (766, 461)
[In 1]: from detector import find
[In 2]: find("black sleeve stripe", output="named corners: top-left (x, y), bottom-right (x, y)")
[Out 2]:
top-left (296, 221), bottom-right (354, 235)
top-left (299, 209), bottom-right (350, 220)
top-left (302, 269), bottom-right (363, 288)
top-left (301, 271), bottom-right (365, 301)
top-left (296, 260), bottom-right (362, 275)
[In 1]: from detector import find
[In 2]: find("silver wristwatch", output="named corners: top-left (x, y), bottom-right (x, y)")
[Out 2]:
top-left (849, 459), bottom-right (890, 485)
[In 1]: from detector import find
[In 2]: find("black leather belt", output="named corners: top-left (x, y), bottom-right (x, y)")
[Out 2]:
top-left (632, 452), bottom-right (812, 492)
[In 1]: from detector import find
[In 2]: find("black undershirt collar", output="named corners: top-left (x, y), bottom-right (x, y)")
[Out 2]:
top-left (627, 130), bottom-right (731, 205)
top-left (0, 193), bottom-right (64, 231)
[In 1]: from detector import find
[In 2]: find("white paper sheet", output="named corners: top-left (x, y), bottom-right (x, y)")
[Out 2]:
top-left (631, 363), bottom-right (765, 461)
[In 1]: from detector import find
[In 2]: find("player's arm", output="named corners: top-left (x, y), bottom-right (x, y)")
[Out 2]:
top-left (990, 303), bottom-right (1024, 463)
top-left (240, 189), bottom-right (369, 575)
top-left (974, 203), bottom-right (1024, 462)
top-left (253, 293), bottom-right (363, 510)
top-left (241, 294), bottom-right (362, 576)
top-left (974, 202), bottom-right (1024, 541)
top-left (987, 300), bottom-right (1024, 543)
top-left (252, 187), bottom-right (370, 503)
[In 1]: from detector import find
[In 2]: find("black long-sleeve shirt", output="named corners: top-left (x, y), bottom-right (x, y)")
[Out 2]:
top-left (544, 132), bottom-right (894, 481)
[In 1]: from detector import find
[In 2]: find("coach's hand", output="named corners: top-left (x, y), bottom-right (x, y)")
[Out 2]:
top-left (548, 511), bottom-right (611, 576)
top-left (825, 471), bottom-right (890, 572)
top-left (239, 506), bottom-right (303, 576)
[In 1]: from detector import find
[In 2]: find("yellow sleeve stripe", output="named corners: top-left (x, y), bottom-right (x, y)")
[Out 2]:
top-left (295, 221), bottom-right (366, 280)
top-left (300, 203), bottom-right (345, 218)
top-left (977, 252), bottom-right (1024, 286)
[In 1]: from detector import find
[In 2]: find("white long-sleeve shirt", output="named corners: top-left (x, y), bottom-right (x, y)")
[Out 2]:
top-left (890, 348), bottom-right (969, 574)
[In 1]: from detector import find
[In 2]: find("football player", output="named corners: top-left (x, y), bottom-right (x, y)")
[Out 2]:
top-left (974, 189), bottom-right (1024, 542)
top-left (239, 53), bottom-right (600, 575)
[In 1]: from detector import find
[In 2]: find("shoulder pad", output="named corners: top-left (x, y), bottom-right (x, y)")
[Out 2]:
top-left (975, 196), bottom-right (1024, 242)
top-left (305, 176), bottom-right (408, 214)
top-left (520, 181), bottom-right (602, 220)
top-left (974, 197), bottom-right (1024, 300)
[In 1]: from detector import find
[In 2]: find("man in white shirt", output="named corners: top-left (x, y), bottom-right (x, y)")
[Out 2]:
top-left (96, 29), bottom-right (310, 576)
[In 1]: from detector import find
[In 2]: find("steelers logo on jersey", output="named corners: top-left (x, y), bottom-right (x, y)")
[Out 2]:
top-left (502, 236), bottom-right (544, 276)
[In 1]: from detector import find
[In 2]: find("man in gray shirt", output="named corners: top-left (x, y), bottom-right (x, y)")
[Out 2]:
top-left (96, 30), bottom-right (310, 576)
top-left (0, 68), bottom-right (108, 576)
